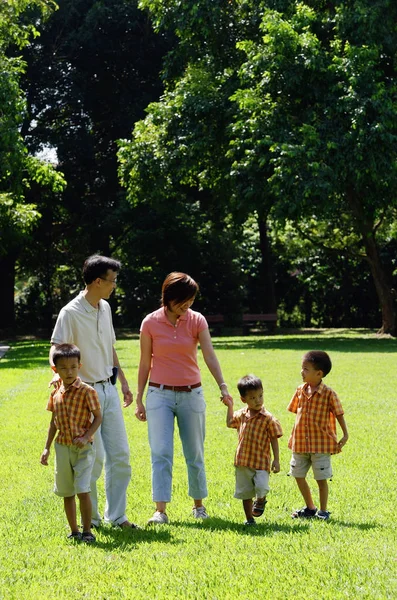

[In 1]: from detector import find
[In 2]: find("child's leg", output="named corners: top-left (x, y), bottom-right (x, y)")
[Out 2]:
top-left (316, 479), bottom-right (328, 512)
top-left (78, 492), bottom-right (92, 533)
top-left (243, 499), bottom-right (253, 521)
top-left (295, 477), bottom-right (316, 510)
top-left (64, 495), bottom-right (79, 532)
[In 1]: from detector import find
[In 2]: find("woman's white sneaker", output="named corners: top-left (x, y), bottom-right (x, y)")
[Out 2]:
top-left (192, 506), bottom-right (209, 519)
top-left (148, 511), bottom-right (169, 525)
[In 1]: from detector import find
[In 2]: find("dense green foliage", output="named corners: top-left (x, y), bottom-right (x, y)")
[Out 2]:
top-left (2, 1), bottom-right (397, 333)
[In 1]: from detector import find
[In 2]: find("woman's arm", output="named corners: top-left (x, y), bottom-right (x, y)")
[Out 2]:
top-left (198, 328), bottom-right (232, 401)
top-left (135, 332), bottom-right (153, 421)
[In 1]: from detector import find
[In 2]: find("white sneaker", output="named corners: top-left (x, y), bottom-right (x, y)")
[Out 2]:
top-left (192, 506), bottom-right (209, 519)
top-left (147, 511), bottom-right (169, 525)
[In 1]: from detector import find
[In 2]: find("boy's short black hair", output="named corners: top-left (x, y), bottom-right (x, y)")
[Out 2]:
top-left (83, 254), bottom-right (121, 284)
top-left (303, 350), bottom-right (332, 377)
top-left (237, 374), bottom-right (263, 397)
top-left (53, 343), bottom-right (81, 366)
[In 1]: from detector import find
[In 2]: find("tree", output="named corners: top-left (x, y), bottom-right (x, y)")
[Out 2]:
top-left (0, 0), bottom-right (65, 330)
top-left (230, 1), bottom-right (397, 333)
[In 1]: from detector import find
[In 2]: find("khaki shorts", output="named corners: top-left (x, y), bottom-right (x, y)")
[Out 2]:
top-left (289, 452), bottom-right (332, 481)
top-left (234, 466), bottom-right (270, 500)
top-left (54, 442), bottom-right (94, 497)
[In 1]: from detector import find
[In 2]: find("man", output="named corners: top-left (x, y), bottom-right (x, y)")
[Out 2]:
top-left (50, 254), bottom-right (136, 528)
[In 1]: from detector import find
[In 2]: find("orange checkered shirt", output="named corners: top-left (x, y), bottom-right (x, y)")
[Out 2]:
top-left (287, 381), bottom-right (344, 454)
top-left (47, 377), bottom-right (100, 446)
top-left (229, 407), bottom-right (283, 471)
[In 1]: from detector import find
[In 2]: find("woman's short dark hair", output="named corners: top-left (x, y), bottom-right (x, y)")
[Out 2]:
top-left (161, 272), bottom-right (199, 309)
top-left (237, 374), bottom-right (263, 397)
top-left (83, 254), bottom-right (121, 284)
top-left (52, 343), bottom-right (81, 366)
top-left (303, 350), bottom-right (332, 377)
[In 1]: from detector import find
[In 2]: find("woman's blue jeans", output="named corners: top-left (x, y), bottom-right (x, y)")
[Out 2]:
top-left (146, 385), bottom-right (207, 503)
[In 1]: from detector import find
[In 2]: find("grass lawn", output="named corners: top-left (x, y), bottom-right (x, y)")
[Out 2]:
top-left (0, 330), bottom-right (396, 599)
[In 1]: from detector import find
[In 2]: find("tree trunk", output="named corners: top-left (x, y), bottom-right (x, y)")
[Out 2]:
top-left (0, 253), bottom-right (17, 331)
top-left (257, 212), bottom-right (277, 314)
top-left (347, 190), bottom-right (396, 335)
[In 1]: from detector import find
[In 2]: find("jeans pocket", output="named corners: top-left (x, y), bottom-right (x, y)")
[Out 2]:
top-left (189, 388), bottom-right (206, 413)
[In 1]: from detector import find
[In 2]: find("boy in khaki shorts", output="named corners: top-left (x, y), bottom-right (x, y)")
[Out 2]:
top-left (41, 344), bottom-right (102, 542)
top-left (223, 374), bottom-right (282, 526)
top-left (288, 350), bottom-right (349, 521)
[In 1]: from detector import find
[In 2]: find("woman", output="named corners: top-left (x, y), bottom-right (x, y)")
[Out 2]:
top-left (135, 272), bottom-right (232, 524)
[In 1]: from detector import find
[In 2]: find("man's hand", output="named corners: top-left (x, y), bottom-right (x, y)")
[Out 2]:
top-left (121, 382), bottom-right (133, 408)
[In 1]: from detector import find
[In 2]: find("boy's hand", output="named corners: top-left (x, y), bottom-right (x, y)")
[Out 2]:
top-left (221, 394), bottom-right (233, 407)
top-left (73, 435), bottom-right (89, 448)
top-left (271, 459), bottom-right (280, 473)
top-left (40, 449), bottom-right (50, 465)
top-left (338, 434), bottom-right (349, 448)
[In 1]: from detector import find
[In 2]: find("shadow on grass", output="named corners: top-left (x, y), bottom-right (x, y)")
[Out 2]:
top-left (211, 334), bottom-right (397, 353)
top-left (170, 517), bottom-right (310, 535)
top-left (0, 341), bottom-right (50, 370)
top-left (88, 524), bottom-right (173, 550)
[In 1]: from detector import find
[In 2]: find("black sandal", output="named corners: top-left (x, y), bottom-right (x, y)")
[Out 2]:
top-left (252, 498), bottom-right (267, 517)
top-left (67, 531), bottom-right (82, 540)
top-left (82, 531), bottom-right (96, 543)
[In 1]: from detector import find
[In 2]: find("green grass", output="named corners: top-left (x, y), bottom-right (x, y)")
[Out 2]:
top-left (0, 330), bottom-right (396, 599)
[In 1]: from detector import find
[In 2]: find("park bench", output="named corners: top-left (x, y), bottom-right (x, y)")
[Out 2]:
top-left (205, 313), bottom-right (277, 335)
top-left (242, 313), bottom-right (277, 334)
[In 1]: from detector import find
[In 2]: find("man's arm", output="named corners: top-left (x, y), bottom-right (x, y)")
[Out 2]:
top-left (112, 347), bottom-right (133, 407)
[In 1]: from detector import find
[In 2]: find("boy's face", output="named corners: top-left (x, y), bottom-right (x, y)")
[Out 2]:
top-left (53, 357), bottom-right (81, 386)
top-left (241, 388), bottom-right (264, 412)
top-left (301, 360), bottom-right (323, 386)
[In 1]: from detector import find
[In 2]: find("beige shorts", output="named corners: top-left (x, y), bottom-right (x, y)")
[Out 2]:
top-left (289, 452), bottom-right (332, 481)
top-left (234, 466), bottom-right (270, 500)
top-left (54, 442), bottom-right (94, 497)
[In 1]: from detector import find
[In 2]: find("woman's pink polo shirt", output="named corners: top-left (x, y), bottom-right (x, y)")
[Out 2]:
top-left (140, 307), bottom-right (208, 386)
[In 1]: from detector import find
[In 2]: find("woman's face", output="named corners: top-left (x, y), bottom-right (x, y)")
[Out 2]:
top-left (168, 296), bottom-right (195, 316)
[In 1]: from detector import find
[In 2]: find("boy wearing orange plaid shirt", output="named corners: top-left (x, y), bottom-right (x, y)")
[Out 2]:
top-left (288, 350), bottom-right (349, 521)
top-left (223, 374), bottom-right (282, 525)
top-left (40, 344), bottom-right (102, 542)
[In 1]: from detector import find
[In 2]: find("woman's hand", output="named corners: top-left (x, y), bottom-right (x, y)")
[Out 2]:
top-left (135, 401), bottom-right (147, 422)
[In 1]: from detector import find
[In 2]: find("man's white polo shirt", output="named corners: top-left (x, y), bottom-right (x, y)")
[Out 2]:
top-left (51, 291), bottom-right (116, 383)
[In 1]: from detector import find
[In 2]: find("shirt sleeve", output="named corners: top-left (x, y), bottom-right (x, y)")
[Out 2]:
top-left (287, 389), bottom-right (299, 413)
top-left (46, 391), bottom-right (55, 412)
top-left (51, 308), bottom-right (73, 345)
top-left (85, 387), bottom-right (101, 412)
top-left (269, 416), bottom-right (283, 438)
top-left (229, 411), bottom-right (241, 430)
top-left (329, 390), bottom-right (344, 416)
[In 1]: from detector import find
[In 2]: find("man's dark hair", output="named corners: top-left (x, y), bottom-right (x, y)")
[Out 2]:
top-left (83, 254), bottom-right (121, 284)
top-left (237, 374), bottom-right (263, 397)
top-left (303, 350), bottom-right (332, 377)
top-left (53, 343), bottom-right (81, 366)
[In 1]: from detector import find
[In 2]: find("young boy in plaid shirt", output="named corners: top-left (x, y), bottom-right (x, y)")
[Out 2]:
top-left (223, 374), bottom-right (282, 525)
top-left (288, 350), bottom-right (349, 521)
top-left (40, 344), bottom-right (102, 542)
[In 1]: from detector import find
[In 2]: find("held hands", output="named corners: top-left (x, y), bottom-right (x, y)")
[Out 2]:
top-left (221, 394), bottom-right (233, 407)
top-left (48, 372), bottom-right (61, 389)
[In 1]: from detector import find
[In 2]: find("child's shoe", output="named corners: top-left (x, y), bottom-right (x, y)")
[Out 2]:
top-left (67, 531), bottom-right (82, 541)
top-left (316, 510), bottom-right (331, 521)
top-left (244, 517), bottom-right (256, 526)
top-left (252, 497), bottom-right (267, 517)
top-left (291, 506), bottom-right (317, 518)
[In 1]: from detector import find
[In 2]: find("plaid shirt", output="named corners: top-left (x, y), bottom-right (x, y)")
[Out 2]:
top-left (47, 377), bottom-right (100, 446)
top-left (229, 407), bottom-right (283, 471)
top-left (287, 381), bottom-right (344, 454)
